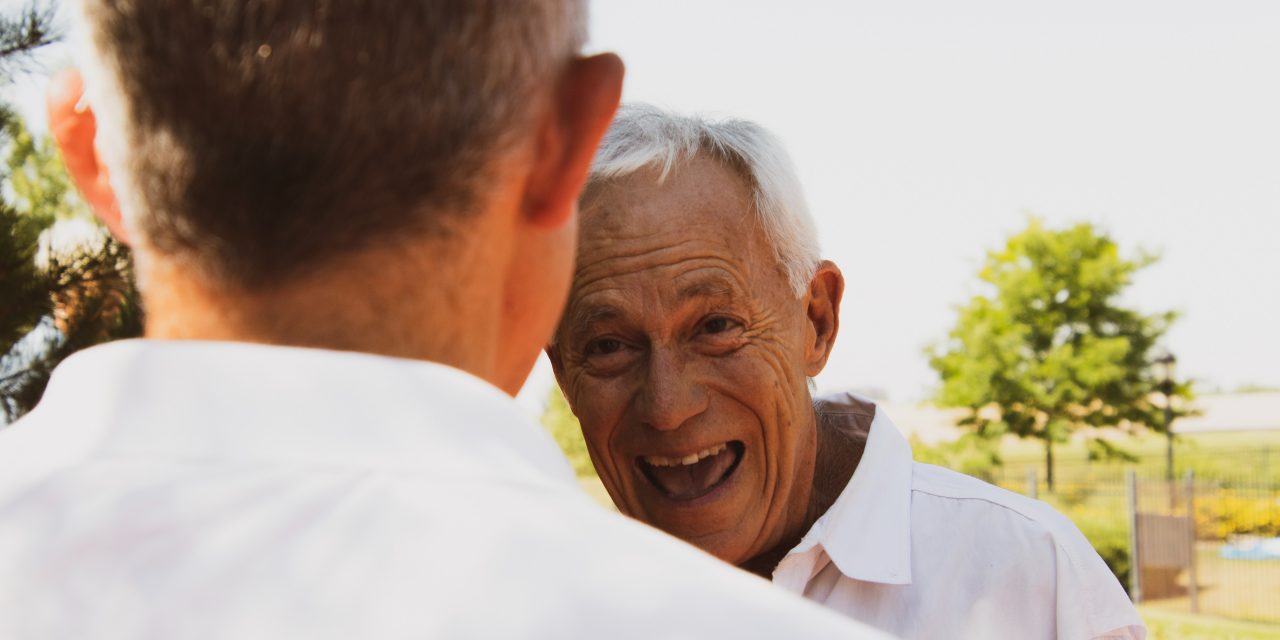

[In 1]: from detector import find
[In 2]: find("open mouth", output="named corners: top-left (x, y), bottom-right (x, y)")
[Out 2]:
top-left (637, 441), bottom-right (745, 501)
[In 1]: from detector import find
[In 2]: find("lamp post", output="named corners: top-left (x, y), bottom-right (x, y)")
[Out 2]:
top-left (1152, 348), bottom-right (1177, 483)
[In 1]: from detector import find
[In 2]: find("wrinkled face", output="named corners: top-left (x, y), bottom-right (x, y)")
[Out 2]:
top-left (551, 155), bottom-right (820, 563)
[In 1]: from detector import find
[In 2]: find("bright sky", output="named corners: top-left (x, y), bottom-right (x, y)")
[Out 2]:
top-left (4, 1), bottom-right (1278, 414)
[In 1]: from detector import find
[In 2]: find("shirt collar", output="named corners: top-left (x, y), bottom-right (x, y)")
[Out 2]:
top-left (25, 339), bottom-right (577, 487)
top-left (789, 394), bottom-right (915, 585)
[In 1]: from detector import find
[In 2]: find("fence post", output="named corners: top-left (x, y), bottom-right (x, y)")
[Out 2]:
top-left (1185, 470), bottom-right (1198, 614)
top-left (1127, 469), bottom-right (1141, 603)
top-left (1026, 468), bottom-right (1038, 500)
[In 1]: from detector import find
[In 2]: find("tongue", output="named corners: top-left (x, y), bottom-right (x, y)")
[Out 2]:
top-left (646, 449), bottom-right (737, 500)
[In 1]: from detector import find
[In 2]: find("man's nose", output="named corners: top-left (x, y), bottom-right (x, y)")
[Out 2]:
top-left (635, 347), bottom-right (707, 432)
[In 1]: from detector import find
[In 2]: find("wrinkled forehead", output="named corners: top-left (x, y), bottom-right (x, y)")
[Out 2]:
top-left (561, 155), bottom-right (795, 331)
top-left (578, 154), bottom-right (764, 266)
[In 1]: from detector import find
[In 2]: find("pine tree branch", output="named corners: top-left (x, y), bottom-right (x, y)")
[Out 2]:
top-left (0, 3), bottom-right (59, 80)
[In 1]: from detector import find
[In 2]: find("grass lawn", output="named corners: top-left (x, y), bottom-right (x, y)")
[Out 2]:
top-left (1139, 546), bottom-right (1280, 626)
top-left (1140, 607), bottom-right (1280, 640)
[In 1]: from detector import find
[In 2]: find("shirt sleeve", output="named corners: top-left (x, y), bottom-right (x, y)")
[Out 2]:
top-left (1048, 515), bottom-right (1147, 640)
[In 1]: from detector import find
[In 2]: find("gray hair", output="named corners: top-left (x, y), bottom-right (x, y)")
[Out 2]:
top-left (73, 0), bottom-right (586, 288)
top-left (584, 104), bottom-right (820, 296)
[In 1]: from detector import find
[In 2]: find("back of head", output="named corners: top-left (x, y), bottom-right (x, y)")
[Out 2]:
top-left (75, 0), bottom-right (585, 288)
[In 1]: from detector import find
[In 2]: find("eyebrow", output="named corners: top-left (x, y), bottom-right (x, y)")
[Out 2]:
top-left (565, 303), bottom-right (622, 338)
top-left (562, 276), bottom-right (745, 341)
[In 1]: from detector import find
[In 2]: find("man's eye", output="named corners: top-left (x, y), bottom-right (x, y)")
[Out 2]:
top-left (586, 338), bottom-right (625, 356)
top-left (701, 317), bottom-right (735, 334)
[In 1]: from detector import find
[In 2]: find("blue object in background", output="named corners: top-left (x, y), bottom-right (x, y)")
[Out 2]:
top-left (1220, 537), bottom-right (1280, 561)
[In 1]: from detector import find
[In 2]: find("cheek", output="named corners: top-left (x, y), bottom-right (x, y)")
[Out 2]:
top-left (718, 345), bottom-right (811, 479)
top-left (723, 343), bottom-right (808, 418)
top-left (569, 377), bottom-right (632, 473)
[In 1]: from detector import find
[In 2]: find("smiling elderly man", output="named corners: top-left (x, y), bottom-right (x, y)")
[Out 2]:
top-left (549, 105), bottom-right (1146, 640)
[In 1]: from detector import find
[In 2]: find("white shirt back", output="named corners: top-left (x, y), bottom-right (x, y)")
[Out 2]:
top-left (0, 341), bottom-right (886, 639)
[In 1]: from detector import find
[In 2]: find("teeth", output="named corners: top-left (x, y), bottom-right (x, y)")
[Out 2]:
top-left (644, 443), bottom-right (728, 468)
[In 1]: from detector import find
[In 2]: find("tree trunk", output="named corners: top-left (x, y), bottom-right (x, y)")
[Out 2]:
top-left (1044, 437), bottom-right (1055, 493)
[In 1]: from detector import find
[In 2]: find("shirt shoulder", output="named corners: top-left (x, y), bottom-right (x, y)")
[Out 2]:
top-left (512, 488), bottom-right (890, 638)
top-left (907, 463), bottom-right (1144, 640)
top-left (910, 462), bottom-right (1083, 540)
top-left (908, 461), bottom-right (1107, 580)
top-left (0, 453), bottom-right (882, 639)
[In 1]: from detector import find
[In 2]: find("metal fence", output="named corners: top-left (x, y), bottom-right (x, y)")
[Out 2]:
top-left (981, 455), bottom-right (1280, 624)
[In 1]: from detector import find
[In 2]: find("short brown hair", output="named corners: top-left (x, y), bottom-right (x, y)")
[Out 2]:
top-left (80, 0), bottom-right (584, 287)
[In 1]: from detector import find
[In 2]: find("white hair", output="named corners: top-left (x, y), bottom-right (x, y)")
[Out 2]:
top-left (585, 104), bottom-right (821, 296)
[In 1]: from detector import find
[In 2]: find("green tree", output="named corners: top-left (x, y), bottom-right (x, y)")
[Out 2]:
top-left (6, 111), bottom-right (85, 227)
top-left (929, 218), bottom-right (1191, 491)
top-left (0, 3), bottom-right (59, 355)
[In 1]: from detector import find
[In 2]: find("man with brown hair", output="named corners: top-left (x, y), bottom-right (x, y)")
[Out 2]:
top-left (0, 3), bottom-right (883, 637)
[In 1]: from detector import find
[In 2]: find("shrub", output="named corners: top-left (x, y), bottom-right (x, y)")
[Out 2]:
top-left (1194, 490), bottom-right (1280, 540)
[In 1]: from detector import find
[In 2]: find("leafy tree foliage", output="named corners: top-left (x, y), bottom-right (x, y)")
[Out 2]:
top-left (929, 218), bottom-right (1191, 490)
top-left (6, 112), bottom-right (82, 227)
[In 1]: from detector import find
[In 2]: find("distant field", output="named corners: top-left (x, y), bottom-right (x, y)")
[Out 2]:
top-left (1002, 429), bottom-right (1280, 462)
top-left (997, 430), bottom-right (1280, 485)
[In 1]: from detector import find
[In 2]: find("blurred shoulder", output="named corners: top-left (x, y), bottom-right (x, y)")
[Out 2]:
top-left (908, 462), bottom-right (1098, 559)
top-left (397, 477), bottom-right (885, 637)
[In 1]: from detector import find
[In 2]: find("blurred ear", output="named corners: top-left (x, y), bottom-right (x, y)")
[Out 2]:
top-left (803, 260), bottom-right (844, 377)
top-left (521, 53), bottom-right (624, 229)
top-left (47, 68), bottom-right (129, 244)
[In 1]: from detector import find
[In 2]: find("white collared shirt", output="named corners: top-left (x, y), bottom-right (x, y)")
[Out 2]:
top-left (0, 341), bottom-right (888, 639)
top-left (773, 393), bottom-right (1146, 640)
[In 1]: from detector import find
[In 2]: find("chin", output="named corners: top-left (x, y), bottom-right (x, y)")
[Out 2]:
top-left (683, 530), bottom-right (757, 565)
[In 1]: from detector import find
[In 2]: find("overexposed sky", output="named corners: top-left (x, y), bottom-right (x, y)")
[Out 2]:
top-left (3, 1), bottom-right (1278, 413)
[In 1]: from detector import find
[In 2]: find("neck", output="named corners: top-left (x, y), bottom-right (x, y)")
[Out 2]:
top-left (739, 406), bottom-right (864, 578)
top-left (138, 235), bottom-right (507, 385)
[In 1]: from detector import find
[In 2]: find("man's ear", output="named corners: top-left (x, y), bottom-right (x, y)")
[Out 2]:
top-left (803, 260), bottom-right (844, 377)
top-left (47, 68), bottom-right (129, 244)
top-left (521, 53), bottom-right (624, 229)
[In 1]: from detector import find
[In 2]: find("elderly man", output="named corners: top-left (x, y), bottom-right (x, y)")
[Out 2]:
top-left (550, 105), bottom-right (1146, 640)
top-left (0, 4), bottom-right (883, 638)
